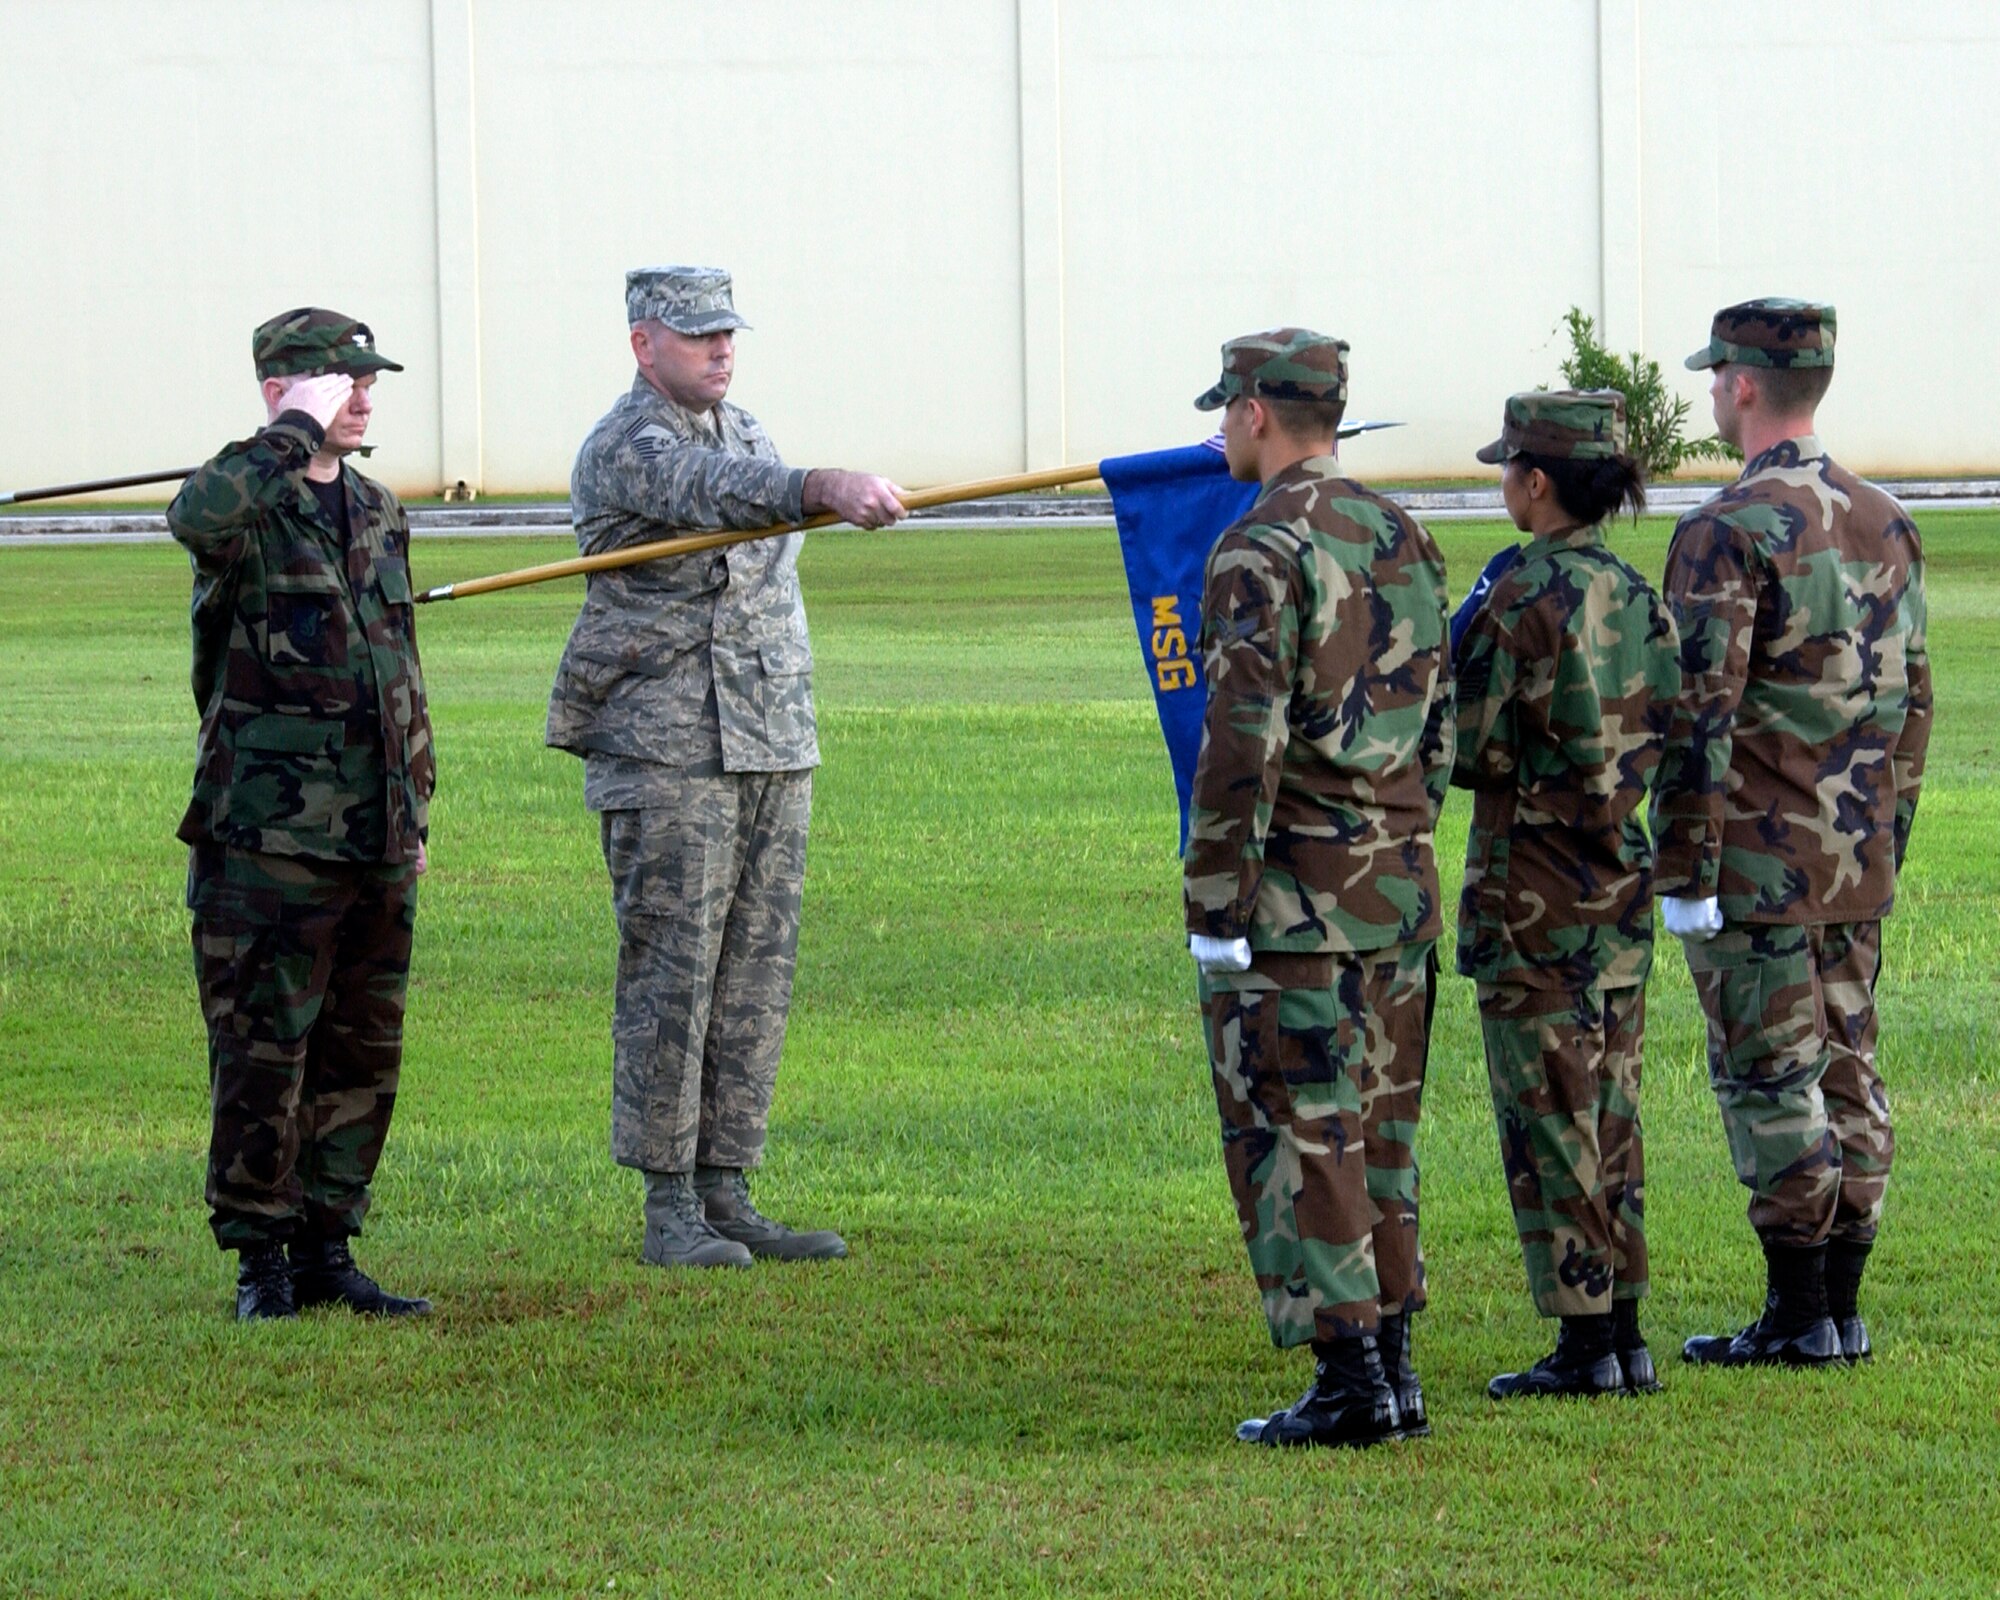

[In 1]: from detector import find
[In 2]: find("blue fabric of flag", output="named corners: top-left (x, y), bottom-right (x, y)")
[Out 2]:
top-left (1450, 543), bottom-right (1524, 663)
top-left (1101, 440), bottom-right (1259, 850)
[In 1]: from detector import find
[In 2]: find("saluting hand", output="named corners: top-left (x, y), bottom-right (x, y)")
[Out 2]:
top-left (274, 373), bottom-right (356, 432)
top-left (805, 469), bottom-right (908, 531)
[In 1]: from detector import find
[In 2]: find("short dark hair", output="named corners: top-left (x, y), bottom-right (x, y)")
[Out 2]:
top-left (1514, 450), bottom-right (1648, 526)
top-left (1751, 363), bottom-right (1834, 413)
top-left (1262, 395), bottom-right (1346, 442)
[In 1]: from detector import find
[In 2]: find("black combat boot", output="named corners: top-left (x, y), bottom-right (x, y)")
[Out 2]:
top-left (1613, 1297), bottom-right (1661, 1394)
top-left (234, 1241), bottom-right (297, 1322)
top-left (290, 1234), bottom-right (432, 1317)
top-left (1375, 1314), bottom-right (1429, 1438)
top-left (1682, 1240), bottom-right (1840, 1367)
top-left (1487, 1313), bottom-right (1622, 1400)
top-left (1236, 1334), bottom-right (1401, 1449)
top-left (1825, 1238), bottom-right (1874, 1362)
top-left (695, 1167), bottom-right (847, 1261)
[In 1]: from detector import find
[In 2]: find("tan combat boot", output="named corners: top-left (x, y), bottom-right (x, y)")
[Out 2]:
top-left (695, 1167), bottom-right (847, 1261)
top-left (642, 1170), bottom-right (753, 1269)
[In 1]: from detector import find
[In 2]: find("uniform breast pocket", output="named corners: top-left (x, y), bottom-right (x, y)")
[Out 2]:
top-left (265, 572), bottom-right (351, 667)
top-left (373, 560), bottom-right (417, 646)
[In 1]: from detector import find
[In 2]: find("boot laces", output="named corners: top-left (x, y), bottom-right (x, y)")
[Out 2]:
top-left (670, 1183), bottom-right (710, 1228)
top-left (704, 1170), bottom-right (779, 1229)
top-left (242, 1244), bottom-right (290, 1292)
top-left (654, 1178), bottom-right (730, 1239)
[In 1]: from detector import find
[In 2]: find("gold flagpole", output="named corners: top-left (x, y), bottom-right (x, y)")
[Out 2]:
top-left (414, 462), bottom-right (1106, 603)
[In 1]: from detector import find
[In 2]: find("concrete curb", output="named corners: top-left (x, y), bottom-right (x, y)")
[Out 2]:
top-left (6, 480), bottom-right (1998, 547)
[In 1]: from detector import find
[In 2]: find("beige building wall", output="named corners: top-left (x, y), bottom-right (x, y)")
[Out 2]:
top-left (0, 0), bottom-right (1993, 498)
top-left (0, 0), bottom-right (446, 496)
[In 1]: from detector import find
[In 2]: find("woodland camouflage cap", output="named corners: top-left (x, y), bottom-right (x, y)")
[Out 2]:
top-left (1685, 298), bottom-right (1836, 370)
top-left (626, 266), bottom-right (752, 334)
top-left (1194, 327), bottom-right (1349, 411)
top-left (1476, 389), bottom-right (1629, 464)
top-left (252, 308), bottom-right (403, 379)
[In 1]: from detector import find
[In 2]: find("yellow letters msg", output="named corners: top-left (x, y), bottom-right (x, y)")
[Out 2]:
top-left (1150, 596), bottom-right (1196, 691)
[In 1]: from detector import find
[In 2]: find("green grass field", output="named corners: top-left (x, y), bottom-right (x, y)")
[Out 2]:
top-left (2, 514), bottom-right (1996, 1598)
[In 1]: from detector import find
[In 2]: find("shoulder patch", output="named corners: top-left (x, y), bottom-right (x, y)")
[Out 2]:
top-left (624, 418), bottom-right (674, 464)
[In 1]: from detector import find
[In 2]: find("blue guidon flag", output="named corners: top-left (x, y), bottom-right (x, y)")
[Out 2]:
top-left (1102, 423), bottom-right (1399, 850)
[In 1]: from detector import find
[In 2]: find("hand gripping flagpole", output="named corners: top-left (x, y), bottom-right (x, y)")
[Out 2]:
top-left (412, 463), bottom-right (1108, 604)
top-left (410, 422), bottom-right (1399, 605)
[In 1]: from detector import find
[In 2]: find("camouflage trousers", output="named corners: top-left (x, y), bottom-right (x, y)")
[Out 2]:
top-left (599, 769), bottom-right (810, 1174)
top-left (1476, 981), bottom-right (1647, 1318)
top-left (1683, 920), bottom-right (1892, 1247)
top-left (188, 843), bottom-right (418, 1249)
top-left (1199, 940), bottom-right (1435, 1348)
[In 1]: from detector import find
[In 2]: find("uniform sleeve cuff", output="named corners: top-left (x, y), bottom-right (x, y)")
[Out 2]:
top-left (781, 466), bottom-right (809, 524)
top-left (269, 411), bottom-right (327, 451)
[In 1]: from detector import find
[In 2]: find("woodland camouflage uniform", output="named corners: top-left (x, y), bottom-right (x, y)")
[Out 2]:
top-left (1184, 330), bottom-right (1453, 1350)
top-left (1655, 300), bottom-right (1931, 1254)
top-left (168, 308), bottom-right (433, 1250)
top-left (1454, 390), bottom-right (1681, 1321)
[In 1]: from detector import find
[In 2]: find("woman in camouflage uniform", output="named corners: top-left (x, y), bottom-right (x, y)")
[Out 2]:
top-left (1450, 391), bottom-right (1681, 1399)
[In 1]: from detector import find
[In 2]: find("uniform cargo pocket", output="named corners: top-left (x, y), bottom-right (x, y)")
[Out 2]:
top-left (759, 638), bottom-right (812, 675)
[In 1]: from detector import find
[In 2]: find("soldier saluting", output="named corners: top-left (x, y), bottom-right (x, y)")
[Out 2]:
top-left (169, 309), bottom-right (436, 1321)
top-left (548, 267), bottom-right (905, 1269)
top-left (1654, 301), bottom-right (1931, 1367)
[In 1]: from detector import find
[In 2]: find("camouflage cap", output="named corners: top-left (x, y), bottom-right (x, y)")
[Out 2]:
top-left (1193, 327), bottom-right (1349, 412)
top-left (626, 266), bottom-right (752, 334)
top-left (1685, 298), bottom-right (1836, 370)
top-left (252, 308), bottom-right (402, 380)
top-left (1476, 388), bottom-right (1628, 464)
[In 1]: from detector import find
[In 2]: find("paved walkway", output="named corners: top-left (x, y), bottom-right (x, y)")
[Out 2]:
top-left (5, 480), bottom-right (1998, 547)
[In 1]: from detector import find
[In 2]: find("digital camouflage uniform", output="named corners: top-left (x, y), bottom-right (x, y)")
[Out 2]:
top-left (1655, 302), bottom-right (1931, 1249)
top-left (1454, 391), bottom-right (1681, 1319)
top-left (548, 267), bottom-right (818, 1176)
top-left (168, 309), bottom-right (433, 1250)
top-left (1184, 331), bottom-right (1453, 1349)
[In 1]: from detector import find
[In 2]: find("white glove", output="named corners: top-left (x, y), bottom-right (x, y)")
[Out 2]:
top-left (1189, 934), bottom-right (1253, 974)
top-left (273, 372), bottom-right (355, 431)
top-left (1661, 895), bottom-right (1723, 943)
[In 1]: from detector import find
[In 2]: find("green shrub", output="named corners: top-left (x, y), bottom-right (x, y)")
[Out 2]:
top-left (1554, 307), bottom-right (1739, 476)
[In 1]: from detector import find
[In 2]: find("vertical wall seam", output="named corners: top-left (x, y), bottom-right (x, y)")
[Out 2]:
top-left (1595, 0), bottom-right (1608, 329)
top-left (1596, 0), bottom-right (1645, 352)
top-left (429, 0), bottom-right (483, 492)
top-left (1016, 0), bottom-right (1067, 470)
top-left (1050, 4), bottom-right (1067, 467)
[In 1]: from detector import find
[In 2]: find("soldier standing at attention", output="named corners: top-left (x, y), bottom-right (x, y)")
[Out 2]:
top-left (1451, 391), bottom-right (1680, 1399)
top-left (1655, 301), bottom-right (1930, 1367)
top-left (1184, 330), bottom-right (1453, 1449)
top-left (168, 309), bottom-right (436, 1321)
top-left (548, 267), bottom-right (905, 1268)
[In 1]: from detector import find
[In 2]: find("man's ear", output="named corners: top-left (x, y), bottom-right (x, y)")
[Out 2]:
top-left (261, 376), bottom-right (288, 418)
top-left (628, 323), bottom-right (651, 364)
top-left (1728, 366), bottom-right (1758, 412)
top-left (1245, 397), bottom-right (1270, 439)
